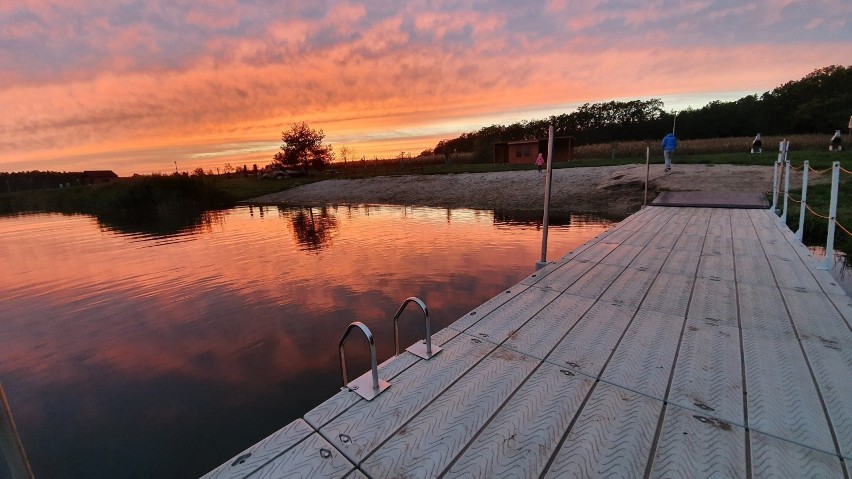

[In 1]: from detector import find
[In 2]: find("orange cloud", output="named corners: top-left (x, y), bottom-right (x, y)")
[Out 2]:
top-left (0, 1), bottom-right (850, 174)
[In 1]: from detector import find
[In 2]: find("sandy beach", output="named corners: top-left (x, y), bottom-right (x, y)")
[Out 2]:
top-left (249, 164), bottom-right (784, 217)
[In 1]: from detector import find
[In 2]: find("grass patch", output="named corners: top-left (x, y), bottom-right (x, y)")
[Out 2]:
top-left (783, 175), bottom-right (852, 254)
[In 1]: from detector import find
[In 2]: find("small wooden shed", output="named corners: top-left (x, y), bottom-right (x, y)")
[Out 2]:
top-left (80, 170), bottom-right (118, 184)
top-left (494, 137), bottom-right (574, 165)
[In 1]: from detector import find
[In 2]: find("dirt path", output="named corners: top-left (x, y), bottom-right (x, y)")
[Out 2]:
top-left (250, 164), bottom-right (790, 217)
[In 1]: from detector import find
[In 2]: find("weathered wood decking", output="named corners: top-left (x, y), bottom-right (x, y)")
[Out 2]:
top-left (203, 206), bottom-right (852, 479)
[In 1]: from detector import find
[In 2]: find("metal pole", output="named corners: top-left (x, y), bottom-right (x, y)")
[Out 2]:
top-left (795, 161), bottom-right (809, 241)
top-left (672, 112), bottom-right (678, 135)
top-left (780, 157), bottom-right (791, 225)
top-left (0, 382), bottom-right (35, 479)
top-left (819, 161), bottom-right (840, 271)
top-left (536, 126), bottom-right (555, 270)
top-left (643, 146), bottom-right (650, 207)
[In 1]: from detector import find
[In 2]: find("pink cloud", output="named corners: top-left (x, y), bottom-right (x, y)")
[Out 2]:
top-left (1, 0), bottom-right (850, 174)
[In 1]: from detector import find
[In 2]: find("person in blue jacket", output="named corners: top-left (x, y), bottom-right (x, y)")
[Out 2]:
top-left (662, 132), bottom-right (677, 172)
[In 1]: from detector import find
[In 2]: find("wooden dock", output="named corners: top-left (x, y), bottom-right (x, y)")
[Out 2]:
top-left (202, 206), bottom-right (851, 478)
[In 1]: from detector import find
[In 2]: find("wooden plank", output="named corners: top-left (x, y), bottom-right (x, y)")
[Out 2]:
top-left (564, 263), bottom-right (626, 299)
top-left (638, 274), bottom-right (691, 319)
top-left (768, 256), bottom-right (823, 293)
top-left (668, 319), bottom-right (744, 426)
top-left (528, 260), bottom-right (595, 293)
top-left (543, 382), bottom-right (662, 478)
top-left (601, 308), bottom-right (685, 400)
top-left (696, 252), bottom-right (735, 281)
top-left (750, 430), bottom-right (845, 478)
top-left (463, 287), bottom-right (561, 345)
top-left (442, 363), bottom-right (594, 479)
top-left (672, 233), bottom-right (705, 253)
top-left (687, 277), bottom-right (738, 328)
top-left (734, 253), bottom-right (775, 285)
top-left (621, 229), bottom-right (659, 246)
top-left (201, 420), bottom-right (314, 479)
top-left (629, 244), bottom-right (673, 272)
top-left (599, 243), bottom-right (645, 267)
top-left (572, 242), bottom-right (620, 263)
top-left (249, 433), bottom-right (355, 479)
top-left (449, 285), bottom-right (531, 332)
top-left (798, 337), bottom-right (852, 459)
top-left (597, 268), bottom-right (658, 311)
top-left (651, 404), bottom-right (746, 478)
top-left (501, 293), bottom-right (596, 360)
top-left (781, 287), bottom-right (852, 345)
top-left (547, 302), bottom-right (638, 378)
top-left (702, 234), bottom-right (734, 256)
top-left (661, 249), bottom-right (701, 276)
top-left (742, 328), bottom-right (835, 454)
top-left (360, 346), bottom-right (538, 478)
top-left (737, 283), bottom-right (795, 336)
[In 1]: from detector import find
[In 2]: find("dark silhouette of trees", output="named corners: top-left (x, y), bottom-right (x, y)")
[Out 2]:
top-left (429, 65), bottom-right (851, 152)
top-left (273, 122), bottom-right (333, 172)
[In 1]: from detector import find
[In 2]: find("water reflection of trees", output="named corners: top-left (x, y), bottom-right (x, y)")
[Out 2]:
top-left (96, 208), bottom-right (227, 237)
top-left (279, 206), bottom-right (339, 252)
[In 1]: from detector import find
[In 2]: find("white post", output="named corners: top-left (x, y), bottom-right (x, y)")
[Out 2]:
top-left (643, 146), bottom-right (650, 207)
top-left (780, 157), bottom-right (791, 225)
top-left (819, 161), bottom-right (840, 271)
top-left (536, 126), bottom-right (555, 271)
top-left (771, 140), bottom-right (784, 212)
top-left (795, 161), bottom-right (809, 241)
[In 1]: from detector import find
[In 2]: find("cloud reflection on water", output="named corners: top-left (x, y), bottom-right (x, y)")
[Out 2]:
top-left (0, 205), bottom-right (612, 478)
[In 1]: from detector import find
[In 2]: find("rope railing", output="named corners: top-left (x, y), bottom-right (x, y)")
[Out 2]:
top-left (785, 193), bottom-right (802, 204)
top-left (809, 165), bottom-right (835, 174)
top-left (772, 148), bottom-right (847, 270)
top-left (804, 202), bottom-right (831, 220)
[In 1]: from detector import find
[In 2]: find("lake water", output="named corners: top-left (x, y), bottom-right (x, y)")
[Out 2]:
top-left (0, 205), bottom-right (614, 479)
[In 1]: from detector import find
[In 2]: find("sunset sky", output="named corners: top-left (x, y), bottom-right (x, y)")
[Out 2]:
top-left (1, 1), bottom-right (850, 176)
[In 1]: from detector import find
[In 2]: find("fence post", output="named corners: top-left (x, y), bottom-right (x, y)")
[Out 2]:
top-left (771, 140), bottom-right (784, 212)
top-left (536, 125), bottom-right (555, 271)
top-left (780, 157), bottom-right (791, 225)
top-left (795, 161), bottom-right (809, 241)
top-left (819, 161), bottom-right (840, 271)
top-left (643, 146), bottom-right (650, 207)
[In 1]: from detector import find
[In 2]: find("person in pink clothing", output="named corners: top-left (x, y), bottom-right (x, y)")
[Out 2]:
top-left (535, 153), bottom-right (544, 172)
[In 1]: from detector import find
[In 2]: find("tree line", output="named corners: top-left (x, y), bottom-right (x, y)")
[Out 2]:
top-left (427, 65), bottom-right (851, 162)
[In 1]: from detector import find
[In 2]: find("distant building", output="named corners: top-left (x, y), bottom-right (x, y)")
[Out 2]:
top-left (80, 170), bottom-right (119, 184)
top-left (494, 137), bottom-right (574, 165)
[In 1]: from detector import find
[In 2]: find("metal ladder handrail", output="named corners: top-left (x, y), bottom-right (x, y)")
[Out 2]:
top-left (393, 297), bottom-right (442, 360)
top-left (338, 321), bottom-right (389, 401)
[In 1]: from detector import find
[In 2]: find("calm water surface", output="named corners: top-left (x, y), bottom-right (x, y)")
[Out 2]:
top-left (0, 205), bottom-right (614, 479)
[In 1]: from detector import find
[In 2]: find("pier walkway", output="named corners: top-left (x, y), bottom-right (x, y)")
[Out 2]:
top-left (203, 205), bottom-right (852, 478)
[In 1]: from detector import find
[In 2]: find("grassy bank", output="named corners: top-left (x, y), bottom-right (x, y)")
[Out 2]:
top-left (0, 174), bottom-right (235, 215)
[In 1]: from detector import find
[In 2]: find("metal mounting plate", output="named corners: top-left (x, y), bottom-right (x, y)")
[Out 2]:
top-left (406, 341), bottom-right (443, 360)
top-left (347, 373), bottom-right (390, 401)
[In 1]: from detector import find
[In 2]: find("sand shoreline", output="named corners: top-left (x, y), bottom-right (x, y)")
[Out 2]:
top-left (248, 164), bottom-right (781, 217)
